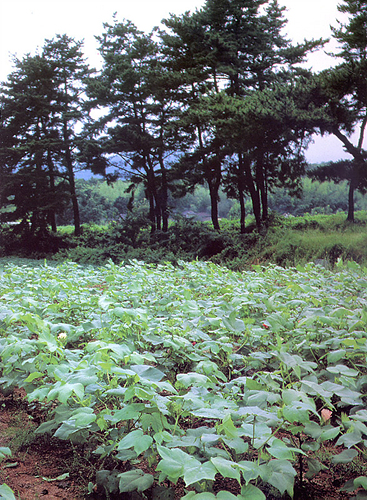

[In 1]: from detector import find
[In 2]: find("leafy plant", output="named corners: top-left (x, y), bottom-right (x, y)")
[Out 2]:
top-left (1, 259), bottom-right (367, 497)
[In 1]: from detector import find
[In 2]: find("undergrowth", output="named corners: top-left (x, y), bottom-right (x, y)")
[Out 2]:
top-left (2, 211), bottom-right (367, 269)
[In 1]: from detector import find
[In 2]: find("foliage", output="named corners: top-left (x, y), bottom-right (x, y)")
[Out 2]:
top-left (1, 35), bottom-right (93, 236)
top-left (57, 179), bottom-right (119, 226)
top-left (4, 209), bottom-right (367, 269)
top-left (162, 0), bottom-right (323, 231)
top-left (308, 0), bottom-right (367, 222)
top-left (1, 259), bottom-right (367, 498)
top-left (85, 18), bottom-right (189, 233)
top-left (36, 174), bottom-right (367, 227)
top-left (1, 1), bottom-right (365, 234)
top-left (0, 53), bottom-right (70, 234)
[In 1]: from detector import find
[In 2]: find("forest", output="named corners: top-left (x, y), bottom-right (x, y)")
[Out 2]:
top-left (0, 0), bottom-right (366, 247)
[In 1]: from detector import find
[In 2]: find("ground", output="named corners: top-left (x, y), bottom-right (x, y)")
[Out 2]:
top-left (0, 388), bottom-right (84, 499)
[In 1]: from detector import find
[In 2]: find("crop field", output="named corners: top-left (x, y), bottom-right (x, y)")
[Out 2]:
top-left (1, 259), bottom-right (367, 499)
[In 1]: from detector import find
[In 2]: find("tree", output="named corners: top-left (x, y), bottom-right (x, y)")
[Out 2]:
top-left (42, 34), bottom-right (93, 235)
top-left (85, 19), bottom-right (189, 232)
top-left (162, 0), bottom-right (323, 230)
top-left (312, 0), bottom-right (367, 222)
top-left (0, 35), bottom-right (92, 236)
top-left (0, 54), bottom-right (68, 234)
top-left (215, 78), bottom-right (324, 231)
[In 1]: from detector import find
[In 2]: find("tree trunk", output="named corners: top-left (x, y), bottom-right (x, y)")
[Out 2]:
top-left (147, 190), bottom-right (156, 233)
top-left (197, 124), bottom-right (221, 231)
top-left (207, 154), bottom-right (222, 231)
top-left (256, 156), bottom-right (268, 222)
top-left (69, 172), bottom-right (81, 236)
top-left (347, 177), bottom-right (356, 222)
top-left (239, 190), bottom-right (246, 234)
top-left (251, 189), bottom-right (261, 230)
top-left (209, 181), bottom-right (220, 231)
top-left (331, 127), bottom-right (365, 224)
top-left (47, 149), bottom-right (57, 232)
top-left (146, 157), bottom-right (161, 232)
top-left (260, 181), bottom-right (268, 222)
top-left (160, 165), bottom-right (169, 232)
top-left (238, 153), bottom-right (246, 234)
top-left (243, 157), bottom-right (261, 229)
top-left (63, 120), bottom-right (80, 236)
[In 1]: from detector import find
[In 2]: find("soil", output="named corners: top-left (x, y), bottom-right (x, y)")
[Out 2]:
top-left (0, 388), bottom-right (84, 500)
top-left (0, 388), bottom-right (363, 500)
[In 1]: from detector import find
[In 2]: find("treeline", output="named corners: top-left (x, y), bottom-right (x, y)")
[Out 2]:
top-left (55, 176), bottom-right (367, 227)
top-left (1, 0), bottom-right (367, 238)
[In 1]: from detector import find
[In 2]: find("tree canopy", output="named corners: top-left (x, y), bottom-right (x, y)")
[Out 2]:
top-left (0, 0), bottom-right (366, 237)
top-left (309, 0), bottom-right (367, 221)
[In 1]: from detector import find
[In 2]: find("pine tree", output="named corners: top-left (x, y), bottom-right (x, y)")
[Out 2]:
top-left (85, 20), bottom-right (189, 232)
top-left (162, 0), bottom-right (323, 230)
top-left (324, 0), bottom-right (367, 222)
top-left (0, 35), bottom-right (92, 236)
top-left (0, 54), bottom-right (68, 233)
top-left (42, 34), bottom-right (93, 235)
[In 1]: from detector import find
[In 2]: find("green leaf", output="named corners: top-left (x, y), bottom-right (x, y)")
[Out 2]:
top-left (222, 437), bottom-right (248, 455)
top-left (240, 484), bottom-right (266, 500)
top-left (176, 373), bottom-right (210, 388)
top-left (327, 365), bottom-right (359, 377)
top-left (222, 311), bottom-right (245, 332)
top-left (327, 350), bottom-right (347, 364)
top-left (319, 426), bottom-right (340, 442)
top-left (42, 473), bottom-right (70, 482)
top-left (301, 441), bottom-right (320, 452)
top-left (183, 461), bottom-right (217, 486)
top-left (237, 460), bottom-right (262, 484)
top-left (331, 449), bottom-right (358, 464)
top-left (218, 414), bottom-right (238, 439)
top-left (135, 435), bottom-right (154, 456)
top-left (210, 457), bottom-right (241, 482)
top-left (157, 446), bottom-right (216, 486)
top-left (303, 421), bottom-right (323, 439)
top-left (54, 422), bottom-right (84, 440)
top-left (130, 365), bottom-right (165, 382)
top-left (282, 403), bottom-right (311, 424)
top-left (260, 460), bottom-right (296, 497)
top-left (24, 371), bottom-right (44, 383)
top-left (157, 446), bottom-right (202, 485)
top-left (305, 458), bottom-right (327, 478)
top-left (216, 492), bottom-right (239, 500)
top-left (108, 404), bottom-right (145, 423)
top-left (245, 379), bottom-right (263, 390)
top-left (336, 431), bottom-right (363, 448)
top-left (0, 448), bottom-right (12, 461)
top-left (354, 477), bottom-right (367, 490)
top-left (47, 382), bottom-right (84, 404)
top-left (118, 470), bottom-right (154, 492)
top-left (182, 493), bottom-right (216, 500)
top-left (267, 439), bottom-right (306, 460)
top-left (0, 483), bottom-right (17, 500)
top-left (117, 430), bottom-right (153, 456)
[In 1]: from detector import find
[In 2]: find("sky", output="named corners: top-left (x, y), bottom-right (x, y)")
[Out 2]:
top-left (0, 0), bottom-right (363, 163)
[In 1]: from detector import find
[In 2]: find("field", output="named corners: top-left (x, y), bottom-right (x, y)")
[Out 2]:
top-left (1, 258), bottom-right (367, 499)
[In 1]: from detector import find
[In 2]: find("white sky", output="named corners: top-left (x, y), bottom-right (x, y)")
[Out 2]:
top-left (0, 0), bottom-right (363, 163)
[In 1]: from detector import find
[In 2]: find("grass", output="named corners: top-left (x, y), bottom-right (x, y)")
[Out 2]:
top-left (0, 404), bottom-right (38, 454)
top-left (3, 210), bottom-right (367, 269)
top-left (260, 226), bottom-right (367, 267)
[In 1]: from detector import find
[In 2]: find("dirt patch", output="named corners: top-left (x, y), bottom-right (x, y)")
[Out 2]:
top-left (0, 389), bottom-right (84, 500)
